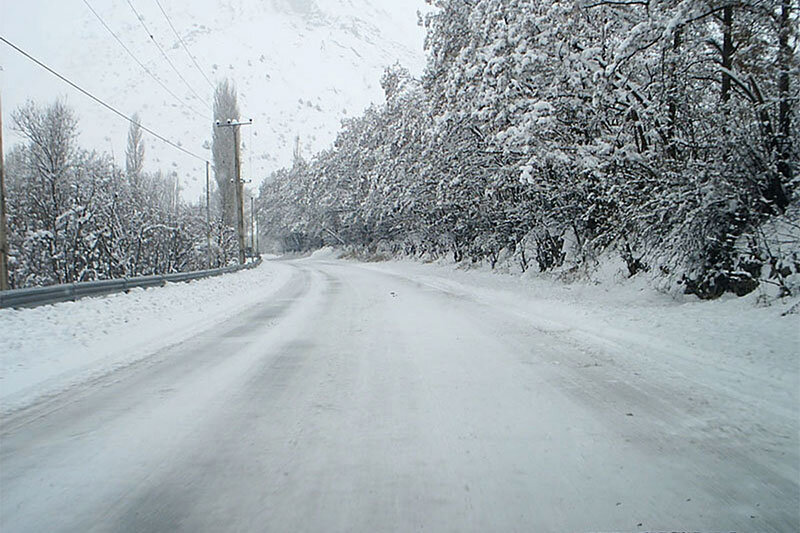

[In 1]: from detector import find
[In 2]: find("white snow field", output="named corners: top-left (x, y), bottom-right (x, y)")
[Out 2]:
top-left (1, 255), bottom-right (798, 532)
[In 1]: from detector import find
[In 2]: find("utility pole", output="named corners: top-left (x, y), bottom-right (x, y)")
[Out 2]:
top-left (215, 118), bottom-right (252, 265)
top-left (205, 161), bottom-right (211, 269)
top-left (0, 93), bottom-right (9, 291)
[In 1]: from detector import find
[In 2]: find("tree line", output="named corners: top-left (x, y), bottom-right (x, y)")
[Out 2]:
top-left (259, 0), bottom-right (798, 299)
top-left (3, 80), bottom-right (247, 289)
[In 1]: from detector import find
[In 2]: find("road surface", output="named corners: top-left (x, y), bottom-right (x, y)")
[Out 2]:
top-left (1, 258), bottom-right (797, 532)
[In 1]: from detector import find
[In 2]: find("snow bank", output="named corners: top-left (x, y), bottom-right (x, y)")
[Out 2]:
top-left (306, 246), bottom-right (341, 260)
top-left (0, 261), bottom-right (294, 414)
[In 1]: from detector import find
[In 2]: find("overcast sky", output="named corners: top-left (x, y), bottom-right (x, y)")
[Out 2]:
top-left (0, 0), bottom-right (429, 200)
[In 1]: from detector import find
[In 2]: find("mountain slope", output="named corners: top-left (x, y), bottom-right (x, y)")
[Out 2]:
top-left (0, 0), bottom-right (428, 199)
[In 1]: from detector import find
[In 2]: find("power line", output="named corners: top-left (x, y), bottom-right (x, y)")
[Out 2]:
top-left (0, 35), bottom-right (209, 164)
top-left (81, 0), bottom-right (211, 122)
top-left (153, 0), bottom-right (216, 91)
top-left (124, 0), bottom-right (210, 108)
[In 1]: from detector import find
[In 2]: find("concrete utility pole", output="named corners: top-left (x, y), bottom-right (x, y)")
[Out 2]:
top-left (215, 118), bottom-right (252, 264)
top-left (0, 93), bottom-right (9, 291)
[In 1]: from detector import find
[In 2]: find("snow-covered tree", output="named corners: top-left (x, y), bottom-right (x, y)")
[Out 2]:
top-left (125, 114), bottom-right (145, 185)
top-left (5, 100), bottom-right (213, 288)
top-left (212, 79), bottom-right (240, 227)
top-left (258, 0), bottom-right (798, 297)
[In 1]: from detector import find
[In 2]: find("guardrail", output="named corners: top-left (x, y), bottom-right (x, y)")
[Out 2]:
top-left (0, 258), bottom-right (263, 310)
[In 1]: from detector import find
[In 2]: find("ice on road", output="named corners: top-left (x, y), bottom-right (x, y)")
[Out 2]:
top-left (1, 257), bottom-right (798, 532)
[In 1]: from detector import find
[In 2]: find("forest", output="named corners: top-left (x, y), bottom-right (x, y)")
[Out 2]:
top-left (258, 0), bottom-right (798, 299)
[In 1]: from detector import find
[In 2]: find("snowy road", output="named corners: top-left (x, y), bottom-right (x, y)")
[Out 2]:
top-left (1, 258), bottom-right (798, 532)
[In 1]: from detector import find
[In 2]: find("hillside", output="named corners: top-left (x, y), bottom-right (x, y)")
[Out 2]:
top-left (0, 0), bottom-right (428, 199)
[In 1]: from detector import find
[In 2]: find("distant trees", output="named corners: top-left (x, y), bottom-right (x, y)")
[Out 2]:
top-left (212, 79), bottom-right (240, 226)
top-left (259, 0), bottom-right (798, 298)
top-left (208, 79), bottom-right (243, 266)
top-left (4, 100), bottom-right (210, 288)
top-left (126, 114), bottom-right (145, 184)
top-left (9, 100), bottom-right (81, 285)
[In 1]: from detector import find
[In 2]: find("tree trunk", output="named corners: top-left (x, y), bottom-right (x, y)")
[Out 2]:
top-left (667, 26), bottom-right (682, 159)
top-left (721, 6), bottom-right (734, 103)
top-left (777, 0), bottom-right (793, 196)
top-left (749, 77), bottom-right (790, 212)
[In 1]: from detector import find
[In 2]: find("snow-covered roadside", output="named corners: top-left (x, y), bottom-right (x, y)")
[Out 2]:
top-left (0, 261), bottom-right (294, 414)
top-left (354, 257), bottom-right (799, 421)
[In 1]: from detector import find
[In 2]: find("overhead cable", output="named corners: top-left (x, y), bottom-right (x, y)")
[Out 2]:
top-left (0, 35), bottom-right (209, 164)
top-left (124, 0), bottom-right (210, 108)
top-left (81, 0), bottom-right (211, 121)
top-left (153, 0), bottom-right (216, 91)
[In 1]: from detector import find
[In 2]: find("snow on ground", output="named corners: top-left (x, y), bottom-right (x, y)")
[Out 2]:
top-left (0, 254), bottom-right (797, 530)
top-left (0, 261), bottom-right (293, 414)
top-left (2, 252), bottom-right (796, 428)
top-left (306, 246), bottom-right (340, 260)
top-left (353, 256), bottom-right (799, 431)
top-left (360, 256), bottom-right (798, 371)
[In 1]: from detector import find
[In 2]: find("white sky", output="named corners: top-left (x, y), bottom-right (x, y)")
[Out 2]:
top-left (0, 0), bottom-right (429, 201)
